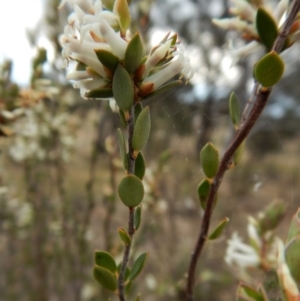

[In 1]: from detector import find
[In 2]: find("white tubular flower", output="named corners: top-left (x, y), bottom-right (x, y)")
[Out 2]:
top-left (60, 2), bottom-right (192, 102)
top-left (225, 233), bottom-right (260, 268)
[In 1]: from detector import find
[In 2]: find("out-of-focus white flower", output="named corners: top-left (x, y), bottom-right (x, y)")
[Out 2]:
top-left (225, 233), bottom-right (260, 268)
top-left (17, 203), bottom-right (33, 227)
top-left (60, 1), bottom-right (193, 101)
top-left (212, 0), bottom-right (300, 63)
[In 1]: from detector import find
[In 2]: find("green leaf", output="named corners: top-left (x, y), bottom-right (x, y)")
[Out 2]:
top-left (117, 264), bottom-right (131, 282)
top-left (142, 80), bottom-right (182, 101)
top-left (102, 0), bottom-right (114, 10)
top-left (95, 49), bottom-right (119, 71)
top-left (229, 92), bottom-right (240, 129)
top-left (256, 7), bottom-right (278, 51)
top-left (125, 33), bottom-right (145, 74)
top-left (200, 142), bottom-right (219, 179)
top-left (85, 88), bottom-right (113, 99)
top-left (233, 141), bottom-right (245, 166)
top-left (208, 217), bottom-right (229, 240)
top-left (129, 253), bottom-right (148, 282)
top-left (285, 238), bottom-right (300, 283)
top-left (287, 208), bottom-right (300, 244)
top-left (239, 283), bottom-right (265, 301)
top-left (118, 227), bottom-right (132, 246)
top-left (257, 200), bottom-right (286, 234)
top-left (94, 251), bottom-right (117, 273)
top-left (119, 109), bottom-right (128, 127)
top-left (117, 128), bottom-right (127, 170)
top-left (254, 52), bottom-right (284, 87)
top-left (197, 179), bottom-right (211, 210)
top-left (113, 64), bottom-right (134, 111)
top-left (134, 103), bottom-right (143, 124)
top-left (132, 295), bottom-right (141, 301)
top-left (118, 175), bottom-right (144, 207)
top-left (113, 0), bottom-right (131, 34)
top-left (134, 151), bottom-right (146, 180)
top-left (93, 266), bottom-right (117, 291)
top-left (134, 205), bottom-right (142, 231)
top-left (132, 107), bottom-right (151, 151)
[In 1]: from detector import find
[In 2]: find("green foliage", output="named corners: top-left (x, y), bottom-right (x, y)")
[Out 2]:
top-left (113, 64), bottom-right (134, 111)
top-left (229, 92), bottom-right (240, 129)
top-left (238, 283), bottom-right (266, 301)
top-left (285, 238), bottom-right (300, 284)
top-left (125, 33), bottom-right (145, 74)
top-left (256, 7), bottom-right (278, 51)
top-left (134, 151), bottom-right (146, 180)
top-left (208, 217), bottom-right (229, 240)
top-left (85, 88), bottom-right (113, 99)
top-left (200, 142), bottom-right (219, 179)
top-left (118, 175), bottom-right (144, 207)
top-left (118, 227), bottom-right (132, 246)
top-left (94, 251), bottom-right (117, 273)
top-left (197, 179), bottom-right (211, 210)
top-left (257, 200), bottom-right (286, 234)
top-left (287, 208), bottom-right (300, 244)
top-left (93, 266), bottom-right (117, 291)
top-left (132, 106), bottom-right (151, 152)
top-left (129, 253), bottom-right (148, 282)
top-left (113, 0), bottom-right (131, 34)
top-left (134, 205), bottom-right (142, 231)
top-left (95, 49), bottom-right (119, 71)
top-left (233, 141), bottom-right (245, 166)
top-left (117, 128), bottom-right (127, 170)
top-left (254, 52), bottom-right (284, 87)
top-left (134, 103), bottom-right (143, 124)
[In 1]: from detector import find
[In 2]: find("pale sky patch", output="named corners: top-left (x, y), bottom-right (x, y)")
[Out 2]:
top-left (0, 0), bottom-right (43, 85)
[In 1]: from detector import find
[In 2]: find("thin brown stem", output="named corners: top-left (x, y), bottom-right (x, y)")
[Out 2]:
top-left (118, 106), bottom-right (136, 301)
top-left (186, 1), bottom-right (300, 300)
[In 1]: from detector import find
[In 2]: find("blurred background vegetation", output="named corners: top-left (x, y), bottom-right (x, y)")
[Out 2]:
top-left (0, 0), bottom-right (300, 300)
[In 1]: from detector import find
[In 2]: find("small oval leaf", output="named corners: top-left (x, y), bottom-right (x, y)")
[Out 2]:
top-left (285, 238), bottom-right (300, 284)
top-left (229, 92), bottom-right (240, 129)
top-left (200, 142), bottom-right (219, 179)
top-left (135, 151), bottom-right (146, 180)
top-left (134, 205), bottom-right (142, 231)
top-left (233, 140), bottom-right (245, 166)
top-left (119, 109), bottom-right (128, 127)
top-left (94, 251), bottom-right (117, 273)
top-left (132, 106), bottom-right (151, 151)
top-left (113, 0), bottom-right (131, 34)
top-left (254, 52), bottom-right (284, 87)
top-left (256, 7), bottom-right (278, 51)
top-left (287, 208), bottom-right (300, 244)
top-left (85, 88), bottom-right (113, 99)
top-left (134, 103), bottom-right (143, 124)
top-left (129, 253), bottom-right (148, 282)
top-left (197, 179), bottom-right (211, 210)
top-left (93, 266), bottom-right (117, 291)
top-left (117, 128), bottom-right (127, 170)
top-left (239, 283), bottom-right (265, 301)
top-left (125, 33), bottom-right (145, 74)
top-left (118, 175), bottom-right (144, 207)
top-left (118, 227), bottom-right (132, 246)
top-left (113, 64), bottom-right (134, 111)
top-left (95, 49), bottom-right (119, 71)
top-left (208, 217), bottom-right (229, 240)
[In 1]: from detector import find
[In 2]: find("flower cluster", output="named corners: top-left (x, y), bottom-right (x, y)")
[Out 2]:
top-left (212, 0), bottom-right (300, 63)
top-left (59, 0), bottom-right (192, 101)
